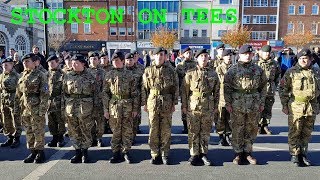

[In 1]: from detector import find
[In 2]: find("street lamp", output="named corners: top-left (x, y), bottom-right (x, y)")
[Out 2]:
top-left (36, 0), bottom-right (49, 59)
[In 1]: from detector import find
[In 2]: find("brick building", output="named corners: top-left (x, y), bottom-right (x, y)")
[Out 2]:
top-left (64, 0), bottom-right (137, 55)
top-left (240, 0), bottom-right (280, 49)
top-left (279, 0), bottom-right (320, 47)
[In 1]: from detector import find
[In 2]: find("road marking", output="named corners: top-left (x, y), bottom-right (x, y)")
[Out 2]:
top-left (23, 142), bottom-right (73, 180)
top-left (253, 146), bottom-right (287, 151)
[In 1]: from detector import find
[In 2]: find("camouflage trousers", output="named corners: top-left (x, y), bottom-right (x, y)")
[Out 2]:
top-left (230, 111), bottom-right (259, 153)
top-left (148, 110), bottom-right (172, 158)
top-left (132, 108), bottom-right (141, 139)
top-left (109, 100), bottom-right (133, 153)
top-left (187, 110), bottom-right (214, 156)
top-left (259, 96), bottom-right (275, 125)
top-left (216, 106), bottom-right (231, 135)
top-left (288, 115), bottom-right (315, 156)
top-left (1, 105), bottom-right (22, 137)
top-left (67, 113), bottom-right (94, 150)
top-left (22, 114), bottom-right (46, 150)
top-left (91, 108), bottom-right (105, 139)
top-left (48, 110), bottom-right (66, 136)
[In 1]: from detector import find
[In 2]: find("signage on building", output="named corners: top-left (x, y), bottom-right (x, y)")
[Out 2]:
top-left (137, 41), bottom-right (154, 48)
top-left (64, 41), bottom-right (105, 51)
top-left (268, 40), bottom-right (284, 47)
top-left (181, 44), bottom-right (211, 50)
top-left (107, 42), bottom-right (135, 49)
top-left (246, 40), bottom-right (268, 50)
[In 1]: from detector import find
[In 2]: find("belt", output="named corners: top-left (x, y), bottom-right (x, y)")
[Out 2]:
top-left (26, 92), bottom-right (40, 97)
top-left (149, 89), bottom-right (171, 96)
top-left (293, 96), bottom-right (312, 103)
top-left (66, 94), bottom-right (92, 98)
top-left (112, 94), bottom-right (130, 100)
top-left (191, 91), bottom-right (211, 98)
top-left (235, 89), bottom-right (258, 94)
top-left (2, 90), bottom-right (16, 93)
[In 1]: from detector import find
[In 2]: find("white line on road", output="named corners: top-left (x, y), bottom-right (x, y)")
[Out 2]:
top-left (253, 146), bottom-right (287, 151)
top-left (22, 142), bottom-right (73, 180)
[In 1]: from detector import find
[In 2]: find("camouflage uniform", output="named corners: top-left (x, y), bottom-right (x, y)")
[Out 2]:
top-left (62, 65), bottom-right (72, 74)
top-left (0, 69), bottom-right (22, 145)
top-left (102, 67), bottom-right (139, 155)
top-left (210, 55), bottom-right (223, 71)
top-left (224, 61), bottom-right (267, 154)
top-left (47, 67), bottom-right (66, 141)
top-left (100, 64), bottom-right (113, 134)
top-left (88, 65), bottom-right (105, 143)
top-left (181, 65), bottom-right (219, 157)
top-left (216, 62), bottom-right (232, 137)
top-left (62, 68), bottom-right (96, 150)
top-left (279, 64), bottom-right (320, 157)
top-left (126, 64), bottom-right (144, 140)
top-left (142, 57), bottom-right (179, 160)
top-left (14, 68), bottom-right (49, 151)
top-left (37, 64), bottom-right (48, 76)
top-left (256, 57), bottom-right (281, 129)
top-left (176, 58), bottom-right (197, 133)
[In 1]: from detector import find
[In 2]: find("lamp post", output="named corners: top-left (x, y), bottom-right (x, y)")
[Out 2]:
top-left (36, 0), bottom-right (49, 59)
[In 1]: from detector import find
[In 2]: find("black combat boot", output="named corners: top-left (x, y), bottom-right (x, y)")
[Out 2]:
top-left (200, 153), bottom-right (212, 166)
top-left (91, 139), bottom-right (98, 147)
top-left (221, 134), bottom-right (230, 146)
top-left (162, 156), bottom-right (169, 165)
top-left (188, 155), bottom-right (200, 166)
top-left (70, 149), bottom-right (82, 163)
top-left (82, 149), bottom-right (90, 163)
top-left (182, 119), bottom-right (188, 134)
top-left (10, 136), bottom-right (20, 148)
top-left (300, 154), bottom-right (311, 166)
top-left (47, 135), bottom-right (58, 147)
top-left (233, 153), bottom-right (242, 165)
top-left (263, 125), bottom-right (272, 135)
top-left (35, 150), bottom-right (46, 163)
top-left (0, 135), bottom-right (14, 147)
top-left (24, 150), bottom-right (38, 163)
top-left (123, 152), bottom-right (132, 164)
top-left (245, 153), bottom-right (257, 165)
top-left (225, 134), bottom-right (232, 146)
top-left (57, 134), bottom-right (66, 147)
top-left (218, 134), bottom-right (224, 145)
top-left (291, 155), bottom-right (300, 167)
top-left (110, 151), bottom-right (121, 163)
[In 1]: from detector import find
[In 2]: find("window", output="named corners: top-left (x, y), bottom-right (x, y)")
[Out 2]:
top-left (144, 30), bottom-right (150, 39)
top-left (251, 31), bottom-right (267, 40)
top-left (128, 28), bottom-right (134, 36)
top-left (268, 32), bottom-right (276, 40)
top-left (119, 6), bottom-right (125, 14)
top-left (219, 14), bottom-right (232, 21)
top-left (71, 23), bottom-right (78, 33)
top-left (119, 28), bottom-right (126, 36)
top-left (201, 30), bottom-right (207, 37)
top-left (110, 27), bottom-right (117, 36)
top-left (252, 15), bottom-right (267, 24)
top-left (15, 36), bottom-right (26, 55)
top-left (311, 23), bottom-right (318, 35)
top-left (82, 6), bottom-right (91, 19)
top-left (298, 5), bottom-right (305, 14)
top-left (218, 30), bottom-right (227, 37)
top-left (84, 23), bottom-right (91, 34)
top-left (243, 15), bottom-right (250, 24)
top-left (269, 16), bottom-right (277, 24)
top-left (184, 29), bottom-right (189, 37)
top-left (244, 0), bottom-right (251, 7)
top-left (192, 29), bottom-right (198, 37)
top-left (288, 5), bottom-right (295, 15)
top-left (270, 0), bottom-right (277, 7)
top-left (312, 5), bottom-right (319, 15)
top-left (127, 6), bottom-right (134, 15)
top-left (287, 23), bottom-right (294, 34)
top-left (219, 0), bottom-right (232, 4)
top-left (297, 22), bottom-right (304, 33)
top-left (193, 12), bottom-right (198, 20)
top-left (253, 0), bottom-right (268, 7)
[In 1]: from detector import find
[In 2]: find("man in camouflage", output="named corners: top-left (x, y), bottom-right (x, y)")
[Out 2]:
top-left (124, 53), bottom-right (144, 144)
top-left (279, 48), bottom-right (320, 167)
top-left (224, 45), bottom-right (267, 165)
top-left (62, 54), bottom-right (97, 163)
top-left (0, 57), bottom-right (22, 148)
top-left (35, 55), bottom-right (48, 76)
top-left (181, 48), bottom-right (219, 166)
top-left (88, 51), bottom-right (105, 147)
top-left (256, 45), bottom-right (281, 135)
top-left (62, 53), bottom-right (73, 74)
top-left (216, 49), bottom-right (233, 146)
top-left (210, 44), bottom-right (225, 70)
top-left (14, 53), bottom-right (49, 163)
top-left (102, 51), bottom-right (139, 164)
top-left (175, 47), bottom-right (197, 134)
top-left (142, 47), bottom-right (179, 165)
top-left (46, 55), bottom-right (66, 147)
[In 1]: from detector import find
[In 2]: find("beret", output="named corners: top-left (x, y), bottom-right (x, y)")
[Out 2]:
top-left (131, 50), bottom-right (139, 55)
top-left (71, 54), bottom-right (86, 63)
top-left (88, 51), bottom-right (99, 58)
top-left (195, 48), bottom-right (208, 58)
top-left (261, 45), bottom-right (272, 52)
top-left (125, 53), bottom-right (134, 59)
top-left (153, 47), bottom-right (166, 55)
top-left (222, 49), bottom-right (233, 57)
top-left (297, 48), bottom-right (312, 59)
top-left (46, 55), bottom-right (58, 62)
top-left (239, 45), bottom-right (253, 54)
top-left (111, 51), bottom-right (125, 61)
top-left (21, 53), bottom-right (36, 61)
top-left (182, 47), bottom-right (191, 54)
top-left (2, 57), bottom-right (13, 63)
top-left (99, 52), bottom-right (108, 58)
top-left (216, 44), bottom-right (225, 49)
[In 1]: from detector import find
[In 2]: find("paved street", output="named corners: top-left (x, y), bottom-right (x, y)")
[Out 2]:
top-left (0, 94), bottom-right (319, 180)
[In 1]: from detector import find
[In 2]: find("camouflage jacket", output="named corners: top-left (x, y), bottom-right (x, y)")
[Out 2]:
top-left (224, 61), bottom-right (267, 113)
top-left (181, 65), bottom-right (220, 112)
top-left (100, 64), bottom-right (113, 73)
top-left (142, 62), bottom-right (179, 112)
top-left (62, 68), bottom-right (97, 116)
top-left (14, 69), bottom-right (49, 116)
top-left (279, 64), bottom-right (320, 116)
top-left (48, 68), bottom-right (64, 112)
top-left (210, 55), bottom-right (223, 70)
top-left (257, 58), bottom-right (281, 96)
top-left (136, 63), bottom-right (145, 72)
top-left (62, 65), bottom-right (73, 74)
top-left (102, 68), bottom-right (139, 113)
top-left (88, 66), bottom-right (105, 102)
top-left (37, 64), bottom-right (48, 77)
top-left (175, 59), bottom-right (197, 90)
top-left (0, 70), bottom-right (20, 107)
top-left (216, 62), bottom-right (232, 107)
